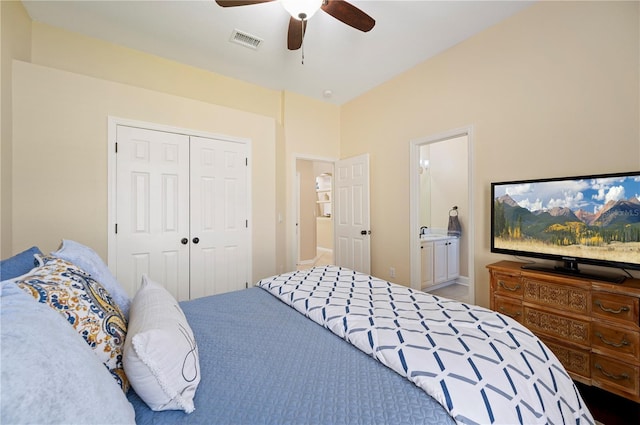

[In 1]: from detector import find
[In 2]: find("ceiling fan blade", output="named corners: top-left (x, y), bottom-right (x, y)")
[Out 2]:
top-left (321, 0), bottom-right (375, 32)
top-left (287, 17), bottom-right (307, 50)
top-left (215, 0), bottom-right (275, 7)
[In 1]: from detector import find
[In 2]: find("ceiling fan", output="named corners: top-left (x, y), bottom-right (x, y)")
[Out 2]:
top-left (215, 0), bottom-right (375, 50)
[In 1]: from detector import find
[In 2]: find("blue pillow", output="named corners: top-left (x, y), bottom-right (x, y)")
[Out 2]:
top-left (0, 246), bottom-right (41, 280)
top-left (52, 239), bottom-right (131, 319)
top-left (0, 281), bottom-right (136, 424)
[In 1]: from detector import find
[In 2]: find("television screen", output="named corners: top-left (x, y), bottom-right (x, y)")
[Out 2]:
top-left (491, 171), bottom-right (640, 281)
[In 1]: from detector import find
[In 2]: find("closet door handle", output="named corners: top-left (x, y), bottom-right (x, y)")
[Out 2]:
top-left (192, 237), bottom-right (200, 244)
top-left (181, 238), bottom-right (189, 245)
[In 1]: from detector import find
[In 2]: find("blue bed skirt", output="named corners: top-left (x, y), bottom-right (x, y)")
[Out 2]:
top-left (128, 287), bottom-right (455, 424)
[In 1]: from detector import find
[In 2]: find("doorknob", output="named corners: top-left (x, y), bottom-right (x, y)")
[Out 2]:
top-left (360, 230), bottom-right (371, 236)
top-left (181, 238), bottom-right (188, 245)
top-left (192, 237), bottom-right (200, 244)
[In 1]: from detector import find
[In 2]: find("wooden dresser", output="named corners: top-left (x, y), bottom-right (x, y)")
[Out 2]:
top-left (487, 260), bottom-right (640, 402)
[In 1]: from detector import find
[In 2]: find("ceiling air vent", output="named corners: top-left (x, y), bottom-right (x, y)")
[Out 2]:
top-left (230, 29), bottom-right (263, 50)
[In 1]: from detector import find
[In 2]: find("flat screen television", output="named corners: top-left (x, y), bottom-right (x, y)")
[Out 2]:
top-left (491, 171), bottom-right (640, 283)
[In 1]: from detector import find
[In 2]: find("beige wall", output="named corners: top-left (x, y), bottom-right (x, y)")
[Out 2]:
top-left (296, 159), bottom-right (317, 262)
top-left (30, 24), bottom-right (342, 275)
top-left (12, 60), bottom-right (277, 283)
top-left (341, 1), bottom-right (640, 307)
top-left (316, 218), bottom-right (333, 251)
top-left (4, 1), bottom-right (638, 309)
top-left (283, 91), bottom-right (341, 270)
top-left (3, 17), bottom-right (344, 278)
top-left (30, 23), bottom-right (281, 123)
top-left (295, 159), bottom-right (334, 264)
top-left (25, 22), bottom-right (295, 274)
top-left (314, 162), bottom-right (333, 252)
top-left (1, 0), bottom-right (31, 258)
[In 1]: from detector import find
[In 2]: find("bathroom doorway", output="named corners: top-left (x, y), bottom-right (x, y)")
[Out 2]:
top-left (409, 127), bottom-right (474, 303)
top-left (295, 158), bottom-right (335, 270)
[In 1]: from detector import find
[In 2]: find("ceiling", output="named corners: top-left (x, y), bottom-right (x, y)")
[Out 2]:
top-left (21, 0), bottom-right (534, 105)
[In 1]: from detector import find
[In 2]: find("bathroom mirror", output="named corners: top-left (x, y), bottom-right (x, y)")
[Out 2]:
top-left (418, 138), bottom-right (467, 236)
top-left (418, 150), bottom-right (431, 230)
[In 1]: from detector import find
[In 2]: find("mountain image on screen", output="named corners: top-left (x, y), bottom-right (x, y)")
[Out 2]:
top-left (491, 172), bottom-right (640, 272)
top-left (494, 194), bottom-right (640, 245)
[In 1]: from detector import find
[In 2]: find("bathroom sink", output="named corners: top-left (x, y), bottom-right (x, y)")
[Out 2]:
top-left (420, 234), bottom-right (450, 241)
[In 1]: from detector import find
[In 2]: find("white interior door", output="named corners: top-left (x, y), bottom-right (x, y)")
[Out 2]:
top-left (115, 125), bottom-right (190, 299)
top-left (189, 136), bottom-right (249, 298)
top-left (115, 124), bottom-right (250, 301)
top-left (334, 154), bottom-right (370, 273)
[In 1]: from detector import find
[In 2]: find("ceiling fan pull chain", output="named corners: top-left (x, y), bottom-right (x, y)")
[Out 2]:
top-left (301, 19), bottom-right (305, 65)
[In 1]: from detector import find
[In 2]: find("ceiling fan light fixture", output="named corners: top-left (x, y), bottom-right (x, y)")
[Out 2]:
top-left (281, 0), bottom-right (323, 21)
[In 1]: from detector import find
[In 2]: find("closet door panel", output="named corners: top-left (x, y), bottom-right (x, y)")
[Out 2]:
top-left (189, 136), bottom-right (249, 298)
top-left (115, 125), bottom-right (190, 300)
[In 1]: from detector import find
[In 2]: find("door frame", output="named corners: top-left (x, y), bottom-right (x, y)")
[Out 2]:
top-left (290, 153), bottom-right (337, 270)
top-left (409, 126), bottom-right (475, 303)
top-left (107, 116), bottom-right (253, 282)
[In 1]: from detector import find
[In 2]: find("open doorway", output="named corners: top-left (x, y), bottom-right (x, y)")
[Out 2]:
top-left (409, 127), bottom-right (474, 304)
top-left (295, 159), bottom-right (335, 270)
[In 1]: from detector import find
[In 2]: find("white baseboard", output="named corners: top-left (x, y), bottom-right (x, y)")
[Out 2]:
top-left (297, 259), bottom-right (315, 266)
top-left (424, 275), bottom-right (469, 292)
top-left (456, 276), bottom-right (469, 286)
top-left (298, 249), bottom-right (333, 267)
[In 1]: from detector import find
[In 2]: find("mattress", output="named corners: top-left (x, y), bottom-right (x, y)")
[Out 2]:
top-left (128, 286), bottom-right (455, 424)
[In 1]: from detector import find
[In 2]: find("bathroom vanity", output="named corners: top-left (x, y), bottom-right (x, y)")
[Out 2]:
top-left (420, 235), bottom-right (460, 289)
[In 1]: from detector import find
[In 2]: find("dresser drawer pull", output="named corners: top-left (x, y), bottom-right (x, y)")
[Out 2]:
top-left (595, 363), bottom-right (630, 380)
top-left (595, 332), bottom-right (630, 348)
top-left (595, 300), bottom-right (630, 314)
top-left (498, 307), bottom-right (521, 318)
top-left (498, 281), bottom-right (521, 292)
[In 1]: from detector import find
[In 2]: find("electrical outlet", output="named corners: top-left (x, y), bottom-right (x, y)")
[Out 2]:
top-left (390, 267), bottom-right (396, 278)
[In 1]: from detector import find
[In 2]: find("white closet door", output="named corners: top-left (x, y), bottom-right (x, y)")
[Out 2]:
top-left (334, 154), bottom-right (371, 274)
top-left (115, 125), bottom-right (190, 300)
top-left (189, 136), bottom-right (249, 298)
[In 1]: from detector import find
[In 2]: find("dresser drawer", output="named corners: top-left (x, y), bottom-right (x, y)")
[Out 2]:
top-left (592, 354), bottom-right (639, 397)
top-left (488, 261), bottom-right (640, 403)
top-left (523, 278), bottom-right (589, 315)
top-left (541, 337), bottom-right (590, 382)
top-left (494, 295), bottom-right (523, 323)
top-left (591, 292), bottom-right (639, 326)
top-left (523, 307), bottom-right (590, 347)
top-left (591, 323), bottom-right (640, 360)
top-left (492, 272), bottom-right (523, 298)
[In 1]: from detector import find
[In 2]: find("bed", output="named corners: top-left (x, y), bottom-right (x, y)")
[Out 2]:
top-left (128, 284), bottom-right (455, 424)
top-left (1, 242), bottom-right (594, 425)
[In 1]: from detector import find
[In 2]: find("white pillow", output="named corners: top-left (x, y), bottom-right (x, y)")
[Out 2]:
top-left (52, 239), bottom-right (131, 319)
top-left (0, 281), bottom-right (136, 424)
top-left (123, 275), bottom-right (200, 413)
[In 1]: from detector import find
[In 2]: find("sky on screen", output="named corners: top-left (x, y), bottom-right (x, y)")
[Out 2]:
top-left (494, 176), bottom-right (640, 214)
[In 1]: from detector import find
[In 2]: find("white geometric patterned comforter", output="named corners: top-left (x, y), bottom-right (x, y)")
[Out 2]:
top-left (258, 266), bottom-right (595, 425)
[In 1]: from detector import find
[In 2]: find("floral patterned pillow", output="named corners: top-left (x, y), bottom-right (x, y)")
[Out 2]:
top-left (15, 256), bottom-right (129, 392)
